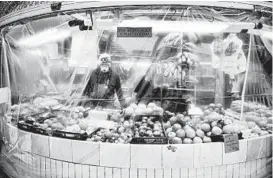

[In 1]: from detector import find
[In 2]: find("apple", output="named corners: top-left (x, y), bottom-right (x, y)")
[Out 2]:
top-left (203, 136), bottom-right (212, 143)
top-left (183, 138), bottom-right (193, 144)
top-left (196, 129), bottom-right (205, 138)
top-left (172, 123), bottom-right (182, 132)
top-left (201, 123), bottom-right (211, 132)
top-left (212, 126), bottom-right (223, 135)
top-left (185, 129), bottom-right (196, 138)
top-left (172, 137), bottom-right (182, 144)
top-left (193, 137), bottom-right (203, 144)
top-left (168, 132), bottom-right (176, 139)
top-left (176, 129), bottom-right (185, 138)
top-left (169, 116), bottom-right (177, 125)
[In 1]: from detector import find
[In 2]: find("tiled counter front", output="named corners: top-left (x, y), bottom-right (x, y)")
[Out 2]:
top-left (1, 123), bottom-right (272, 178)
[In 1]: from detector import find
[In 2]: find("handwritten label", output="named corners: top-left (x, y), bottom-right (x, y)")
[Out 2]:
top-left (224, 134), bottom-right (239, 153)
top-left (117, 27), bottom-right (152, 37)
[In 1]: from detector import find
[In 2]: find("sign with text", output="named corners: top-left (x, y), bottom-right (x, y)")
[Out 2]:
top-left (117, 27), bottom-right (152, 37)
top-left (224, 134), bottom-right (239, 153)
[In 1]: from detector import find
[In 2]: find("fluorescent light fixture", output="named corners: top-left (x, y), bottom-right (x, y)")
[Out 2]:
top-left (95, 19), bottom-right (256, 34)
top-left (18, 28), bottom-right (72, 48)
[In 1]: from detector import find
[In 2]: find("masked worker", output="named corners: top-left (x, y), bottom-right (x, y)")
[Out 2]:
top-left (82, 53), bottom-right (125, 108)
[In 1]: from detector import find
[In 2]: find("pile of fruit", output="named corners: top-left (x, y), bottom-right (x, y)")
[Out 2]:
top-left (88, 120), bottom-right (134, 144)
top-left (164, 102), bottom-right (272, 144)
top-left (124, 102), bottom-right (164, 117)
top-left (133, 116), bottom-right (165, 138)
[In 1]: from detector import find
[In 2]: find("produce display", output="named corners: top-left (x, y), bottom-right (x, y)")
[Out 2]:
top-left (6, 96), bottom-right (272, 144)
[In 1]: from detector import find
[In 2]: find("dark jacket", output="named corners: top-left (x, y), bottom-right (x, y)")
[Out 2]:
top-left (83, 68), bottom-right (125, 107)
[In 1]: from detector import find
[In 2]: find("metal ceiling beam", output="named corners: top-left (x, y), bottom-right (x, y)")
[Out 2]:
top-left (0, 1), bottom-right (255, 29)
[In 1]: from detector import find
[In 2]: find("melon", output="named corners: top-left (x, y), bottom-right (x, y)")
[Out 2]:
top-left (147, 103), bottom-right (156, 109)
top-left (203, 136), bottom-right (212, 143)
top-left (212, 126), bottom-right (222, 135)
top-left (193, 137), bottom-right (203, 144)
top-left (247, 122), bottom-right (256, 129)
top-left (176, 129), bottom-right (186, 138)
top-left (168, 132), bottom-right (176, 139)
top-left (183, 138), bottom-right (193, 144)
top-left (185, 129), bottom-right (196, 138)
top-left (163, 121), bottom-right (172, 129)
top-left (223, 125), bottom-right (234, 134)
top-left (196, 129), bottom-right (205, 138)
top-left (201, 123), bottom-right (211, 132)
top-left (172, 123), bottom-right (182, 132)
top-left (78, 120), bottom-right (88, 130)
top-left (125, 107), bottom-right (135, 116)
top-left (251, 126), bottom-right (261, 134)
top-left (172, 137), bottom-right (182, 144)
top-left (257, 119), bottom-right (268, 128)
top-left (169, 116), bottom-right (177, 125)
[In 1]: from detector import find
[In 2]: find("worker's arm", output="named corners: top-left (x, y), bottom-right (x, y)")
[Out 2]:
top-left (82, 70), bottom-right (96, 97)
top-left (115, 75), bottom-right (126, 108)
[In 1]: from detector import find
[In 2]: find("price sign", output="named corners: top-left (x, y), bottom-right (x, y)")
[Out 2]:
top-left (117, 27), bottom-right (152, 37)
top-left (224, 134), bottom-right (239, 153)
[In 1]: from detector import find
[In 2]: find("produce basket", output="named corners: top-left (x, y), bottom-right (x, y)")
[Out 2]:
top-left (131, 115), bottom-right (167, 144)
top-left (17, 121), bottom-right (34, 132)
top-left (210, 132), bottom-right (243, 142)
top-left (52, 130), bottom-right (88, 141)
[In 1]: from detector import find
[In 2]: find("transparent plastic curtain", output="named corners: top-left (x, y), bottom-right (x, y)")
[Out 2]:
top-left (0, 5), bottom-right (272, 178)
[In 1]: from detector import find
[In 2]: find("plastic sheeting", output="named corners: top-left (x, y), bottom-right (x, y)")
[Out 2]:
top-left (0, 5), bottom-right (272, 178)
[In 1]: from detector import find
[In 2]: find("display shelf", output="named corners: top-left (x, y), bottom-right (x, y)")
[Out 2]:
top-left (2, 125), bottom-right (272, 178)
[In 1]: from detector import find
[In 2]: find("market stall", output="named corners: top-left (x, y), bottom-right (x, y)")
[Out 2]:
top-left (0, 2), bottom-right (272, 178)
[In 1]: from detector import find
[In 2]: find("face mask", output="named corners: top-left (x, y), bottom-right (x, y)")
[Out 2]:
top-left (100, 65), bottom-right (110, 73)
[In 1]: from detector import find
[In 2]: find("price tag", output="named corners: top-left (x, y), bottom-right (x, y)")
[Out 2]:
top-left (224, 134), bottom-right (239, 153)
top-left (117, 27), bottom-right (152, 37)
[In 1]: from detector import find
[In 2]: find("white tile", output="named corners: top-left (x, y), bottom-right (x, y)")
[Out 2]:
top-left (171, 168), bottom-right (180, 178)
top-left (121, 168), bottom-right (130, 178)
top-left (75, 164), bottom-right (82, 178)
top-left (50, 137), bottom-right (73, 162)
top-left (98, 167), bottom-right (105, 178)
top-left (18, 130), bottom-right (32, 152)
top-left (247, 137), bottom-right (267, 161)
top-left (155, 169), bottom-right (163, 178)
top-left (163, 168), bottom-right (171, 178)
top-left (138, 169), bottom-right (146, 178)
top-left (90, 166), bottom-right (98, 178)
top-left (129, 168), bottom-right (138, 178)
top-left (239, 162), bottom-right (246, 178)
top-left (265, 135), bottom-right (272, 157)
top-left (131, 145), bottom-right (162, 168)
top-left (188, 168), bottom-right (196, 178)
top-left (194, 142), bottom-right (223, 168)
top-left (227, 164), bottom-right (233, 178)
top-left (62, 162), bottom-right (69, 178)
top-left (82, 165), bottom-right (90, 178)
top-left (113, 168), bottom-right (121, 178)
top-left (180, 168), bottom-right (189, 178)
top-left (32, 134), bottom-right (50, 157)
top-left (233, 163), bottom-right (240, 178)
top-left (203, 167), bottom-right (212, 178)
top-left (100, 143), bottom-right (130, 168)
top-left (146, 169), bottom-right (155, 178)
top-left (245, 161), bottom-right (251, 178)
top-left (223, 139), bottom-right (247, 165)
top-left (219, 165), bottom-right (227, 178)
top-left (68, 163), bottom-right (75, 178)
top-left (6, 123), bottom-right (18, 146)
top-left (105, 167), bottom-right (113, 178)
top-left (72, 140), bottom-right (100, 165)
top-left (162, 144), bottom-right (194, 168)
top-left (250, 160), bottom-right (257, 178)
top-left (196, 168), bottom-right (204, 178)
top-left (211, 166), bottom-right (219, 178)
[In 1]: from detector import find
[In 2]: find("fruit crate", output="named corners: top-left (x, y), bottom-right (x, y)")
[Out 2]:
top-left (17, 121), bottom-right (34, 132)
top-left (52, 130), bottom-right (88, 141)
top-left (130, 137), bottom-right (168, 144)
top-left (131, 115), bottom-right (168, 144)
top-left (210, 132), bottom-right (243, 142)
top-left (32, 126), bottom-right (52, 136)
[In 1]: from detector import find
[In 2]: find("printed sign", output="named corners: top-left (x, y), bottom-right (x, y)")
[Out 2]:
top-left (117, 27), bottom-right (152, 37)
top-left (224, 134), bottom-right (239, 153)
